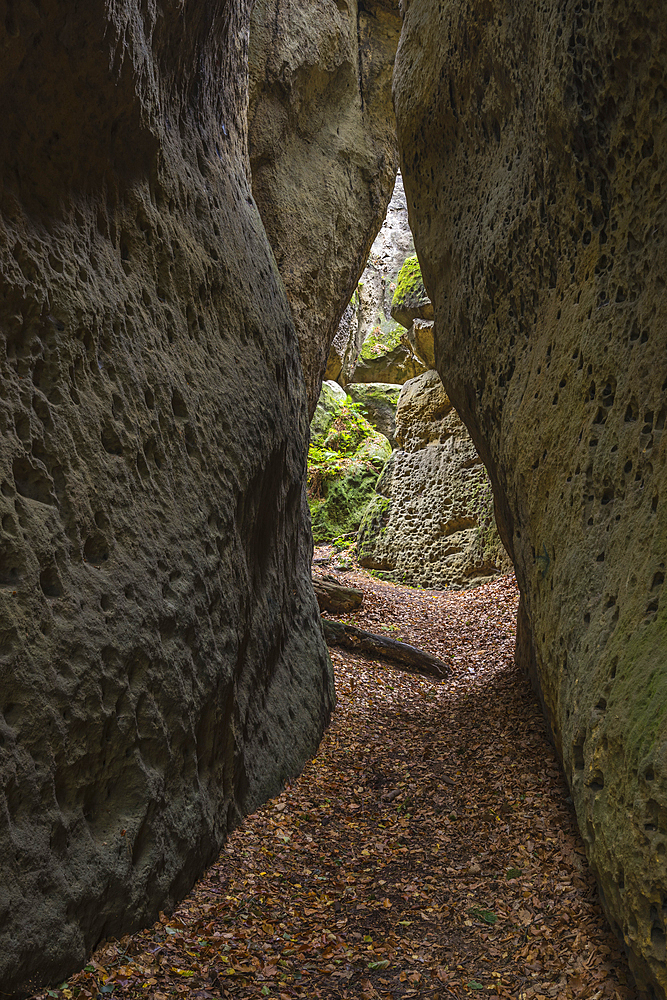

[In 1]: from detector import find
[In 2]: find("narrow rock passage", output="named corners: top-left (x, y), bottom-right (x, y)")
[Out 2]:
top-left (34, 574), bottom-right (636, 1000)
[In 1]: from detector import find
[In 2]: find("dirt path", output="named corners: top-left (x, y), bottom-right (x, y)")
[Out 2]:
top-left (34, 568), bottom-right (636, 1000)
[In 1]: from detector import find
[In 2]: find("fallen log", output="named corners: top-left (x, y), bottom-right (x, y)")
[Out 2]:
top-left (321, 617), bottom-right (450, 679)
top-left (312, 577), bottom-right (364, 613)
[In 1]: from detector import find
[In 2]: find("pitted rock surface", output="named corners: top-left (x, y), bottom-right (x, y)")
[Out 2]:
top-left (0, 4), bottom-right (333, 996)
top-left (395, 1), bottom-right (667, 992)
top-left (357, 371), bottom-right (510, 589)
top-left (248, 0), bottom-right (401, 416)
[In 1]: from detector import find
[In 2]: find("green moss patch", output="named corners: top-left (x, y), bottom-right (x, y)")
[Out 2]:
top-left (308, 396), bottom-right (390, 543)
top-left (360, 321), bottom-right (405, 361)
top-left (390, 255), bottom-right (433, 329)
top-left (392, 255), bottom-right (425, 310)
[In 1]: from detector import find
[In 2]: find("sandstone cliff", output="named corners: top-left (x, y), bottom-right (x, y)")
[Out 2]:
top-left (0, 3), bottom-right (333, 995)
top-left (395, 1), bottom-right (667, 993)
top-left (248, 0), bottom-right (401, 415)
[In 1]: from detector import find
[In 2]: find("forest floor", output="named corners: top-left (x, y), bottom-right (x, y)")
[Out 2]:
top-left (33, 553), bottom-right (637, 1000)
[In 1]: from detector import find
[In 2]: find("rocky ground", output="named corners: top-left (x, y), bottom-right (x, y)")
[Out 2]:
top-left (31, 557), bottom-right (638, 1000)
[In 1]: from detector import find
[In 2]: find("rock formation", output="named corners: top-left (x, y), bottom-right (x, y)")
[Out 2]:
top-left (248, 0), bottom-right (402, 416)
top-left (355, 172), bottom-right (416, 361)
top-left (351, 340), bottom-right (426, 385)
top-left (357, 371), bottom-right (511, 588)
top-left (346, 382), bottom-right (401, 447)
top-left (330, 172), bottom-right (426, 389)
top-left (390, 255), bottom-right (436, 368)
top-left (405, 317), bottom-right (436, 371)
top-left (390, 254), bottom-right (434, 330)
top-left (325, 300), bottom-right (365, 386)
top-left (0, 3), bottom-right (334, 996)
top-left (395, 1), bottom-right (667, 993)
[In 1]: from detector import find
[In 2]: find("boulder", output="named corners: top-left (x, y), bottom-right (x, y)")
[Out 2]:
top-left (0, 4), bottom-right (334, 996)
top-left (357, 372), bottom-right (511, 588)
top-left (395, 1), bottom-right (667, 994)
top-left (310, 381), bottom-right (348, 441)
top-left (248, 0), bottom-right (402, 416)
top-left (351, 344), bottom-right (427, 385)
top-left (406, 318), bottom-right (436, 370)
top-left (346, 383), bottom-right (402, 447)
top-left (390, 255), bottom-right (434, 329)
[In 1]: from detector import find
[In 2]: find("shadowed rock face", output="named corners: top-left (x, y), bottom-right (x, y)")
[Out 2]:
top-left (395, 1), bottom-right (667, 993)
top-left (0, 2), bottom-right (334, 995)
top-left (248, 0), bottom-right (401, 416)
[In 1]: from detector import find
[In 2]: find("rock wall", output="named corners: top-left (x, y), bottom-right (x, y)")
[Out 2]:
top-left (248, 0), bottom-right (401, 415)
top-left (347, 382), bottom-right (401, 446)
top-left (357, 371), bottom-right (511, 588)
top-left (325, 300), bottom-right (365, 386)
top-left (395, 1), bottom-right (667, 994)
top-left (0, 3), bottom-right (334, 996)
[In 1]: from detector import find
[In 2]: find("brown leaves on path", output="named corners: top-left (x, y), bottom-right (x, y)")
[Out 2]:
top-left (32, 569), bottom-right (638, 1000)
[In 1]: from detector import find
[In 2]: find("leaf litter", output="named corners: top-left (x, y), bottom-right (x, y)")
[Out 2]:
top-left (31, 560), bottom-right (638, 1000)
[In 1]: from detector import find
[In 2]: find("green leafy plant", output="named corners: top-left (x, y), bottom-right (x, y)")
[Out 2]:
top-left (467, 906), bottom-right (498, 925)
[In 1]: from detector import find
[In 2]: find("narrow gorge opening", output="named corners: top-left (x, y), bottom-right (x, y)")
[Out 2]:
top-left (4, 0), bottom-right (665, 996)
top-left (307, 172), bottom-right (512, 593)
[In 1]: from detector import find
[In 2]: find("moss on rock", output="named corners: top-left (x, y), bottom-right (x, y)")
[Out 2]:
top-left (308, 392), bottom-right (391, 542)
top-left (391, 255), bottom-right (433, 329)
top-left (347, 382), bottom-right (401, 445)
top-left (359, 321), bottom-right (405, 361)
top-left (392, 255), bottom-right (423, 305)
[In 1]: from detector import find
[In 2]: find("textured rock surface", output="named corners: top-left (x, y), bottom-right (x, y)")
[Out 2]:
top-left (395, 1), bottom-right (667, 993)
top-left (406, 318), bottom-right (436, 370)
top-left (0, 3), bottom-right (334, 996)
top-left (326, 174), bottom-right (414, 388)
top-left (248, 0), bottom-right (401, 416)
top-left (357, 372), bottom-right (510, 588)
top-left (325, 300), bottom-right (364, 386)
top-left (355, 172), bottom-right (416, 357)
top-left (310, 381), bottom-right (348, 441)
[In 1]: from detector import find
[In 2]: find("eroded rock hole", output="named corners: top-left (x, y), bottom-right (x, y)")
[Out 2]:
top-left (12, 457), bottom-right (54, 505)
top-left (84, 533), bottom-right (110, 567)
top-left (101, 424), bottom-right (123, 456)
top-left (38, 564), bottom-right (62, 598)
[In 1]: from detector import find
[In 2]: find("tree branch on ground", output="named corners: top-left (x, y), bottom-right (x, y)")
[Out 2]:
top-left (321, 616), bottom-right (450, 679)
